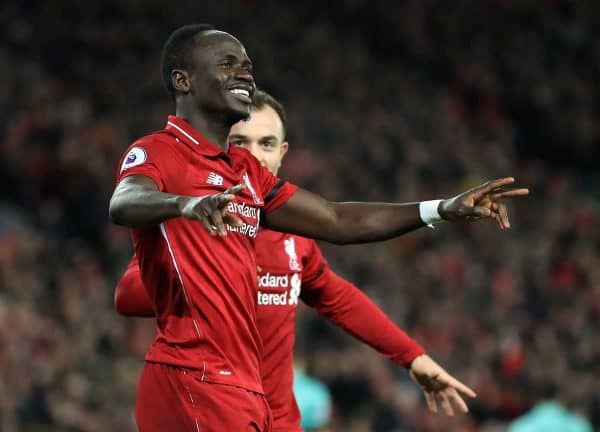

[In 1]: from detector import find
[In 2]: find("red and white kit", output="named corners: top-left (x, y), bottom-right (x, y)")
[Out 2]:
top-left (115, 116), bottom-right (424, 430)
top-left (254, 230), bottom-right (424, 431)
top-left (117, 230), bottom-right (424, 431)
top-left (115, 115), bottom-right (296, 431)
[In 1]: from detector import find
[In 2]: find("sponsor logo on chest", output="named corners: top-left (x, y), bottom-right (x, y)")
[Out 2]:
top-left (204, 171), bottom-right (261, 238)
top-left (257, 237), bottom-right (302, 306)
top-left (259, 272), bottom-right (292, 288)
top-left (257, 273), bottom-right (301, 306)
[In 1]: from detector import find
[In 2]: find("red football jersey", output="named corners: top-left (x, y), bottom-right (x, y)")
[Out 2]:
top-left (254, 230), bottom-right (317, 430)
top-left (116, 230), bottom-right (425, 430)
top-left (254, 230), bottom-right (424, 431)
top-left (115, 116), bottom-right (297, 393)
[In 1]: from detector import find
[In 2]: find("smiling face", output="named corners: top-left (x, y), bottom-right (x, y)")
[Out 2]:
top-left (228, 105), bottom-right (288, 175)
top-left (172, 31), bottom-right (256, 123)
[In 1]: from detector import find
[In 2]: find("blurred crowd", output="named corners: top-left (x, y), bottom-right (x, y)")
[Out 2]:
top-left (0, 1), bottom-right (597, 431)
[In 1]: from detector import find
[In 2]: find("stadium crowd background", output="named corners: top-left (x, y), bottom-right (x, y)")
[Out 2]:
top-left (0, 1), bottom-right (597, 431)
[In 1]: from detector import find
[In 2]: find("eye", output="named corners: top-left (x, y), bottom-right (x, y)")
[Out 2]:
top-left (230, 139), bottom-right (245, 146)
top-left (218, 60), bottom-right (233, 69)
top-left (261, 141), bottom-right (275, 149)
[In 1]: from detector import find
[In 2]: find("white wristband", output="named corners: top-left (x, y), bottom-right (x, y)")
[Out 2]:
top-left (419, 200), bottom-right (444, 228)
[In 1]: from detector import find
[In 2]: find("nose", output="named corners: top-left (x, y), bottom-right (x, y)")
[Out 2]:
top-left (234, 66), bottom-right (254, 85)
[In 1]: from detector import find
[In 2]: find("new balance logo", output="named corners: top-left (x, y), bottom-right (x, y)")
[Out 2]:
top-left (206, 172), bottom-right (223, 186)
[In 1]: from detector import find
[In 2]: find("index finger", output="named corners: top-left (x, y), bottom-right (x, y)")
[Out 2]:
top-left (438, 374), bottom-right (477, 399)
top-left (214, 193), bottom-right (236, 208)
top-left (224, 184), bottom-right (246, 195)
top-left (489, 188), bottom-right (530, 201)
top-left (471, 177), bottom-right (515, 201)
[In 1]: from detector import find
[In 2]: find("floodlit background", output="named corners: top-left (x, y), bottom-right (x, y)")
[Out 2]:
top-left (0, 1), bottom-right (597, 431)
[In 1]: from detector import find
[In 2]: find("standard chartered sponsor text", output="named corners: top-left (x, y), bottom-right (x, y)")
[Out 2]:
top-left (225, 202), bottom-right (260, 238)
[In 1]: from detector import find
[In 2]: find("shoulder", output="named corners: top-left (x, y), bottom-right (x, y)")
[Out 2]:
top-left (118, 131), bottom-right (182, 177)
top-left (120, 131), bottom-right (175, 161)
top-left (130, 131), bottom-right (177, 152)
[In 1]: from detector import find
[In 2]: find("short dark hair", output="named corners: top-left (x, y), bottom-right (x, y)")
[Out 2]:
top-left (252, 89), bottom-right (288, 139)
top-left (161, 24), bottom-right (215, 96)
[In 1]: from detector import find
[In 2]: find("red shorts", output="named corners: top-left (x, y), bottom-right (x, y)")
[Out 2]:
top-left (135, 362), bottom-right (272, 432)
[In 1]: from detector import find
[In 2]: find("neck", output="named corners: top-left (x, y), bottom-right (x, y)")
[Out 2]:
top-left (176, 103), bottom-right (243, 151)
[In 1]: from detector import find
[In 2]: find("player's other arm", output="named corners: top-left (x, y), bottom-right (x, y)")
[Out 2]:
top-left (302, 265), bottom-right (476, 415)
top-left (109, 175), bottom-right (244, 235)
top-left (263, 177), bottom-right (528, 245)
top-left (302, 267), bottom-right (424, 366)
top-left (114, 256), bottom-right (155, 318)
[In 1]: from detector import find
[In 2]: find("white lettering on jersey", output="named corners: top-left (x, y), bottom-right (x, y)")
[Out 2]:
top-left (259, 272), bottom-right (290, 288)
top-left (257, 291), bottom-right (288, 306)
top-left (257, 272), bottom-right (301, 306)
top-left (224, 201), bottom-right (260, 238)
top-left (227, 201), bottom-right (258, 219)
top-left (120, 147), bottom-right (147, 173)
top-left (284, 237), bottom-right (301, 271)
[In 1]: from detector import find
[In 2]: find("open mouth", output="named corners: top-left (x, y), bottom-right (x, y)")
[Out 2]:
top-left (229, 88), bottom-right (252, 104)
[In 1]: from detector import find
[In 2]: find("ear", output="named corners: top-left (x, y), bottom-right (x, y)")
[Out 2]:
top-left (171, 69), bottom-right (191, 94)
top-left (280, 141), bottom-right (289, 160)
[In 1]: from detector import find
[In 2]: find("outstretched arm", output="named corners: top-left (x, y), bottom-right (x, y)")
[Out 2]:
top-left (301, 269), bottom-right (424, 366)
top-left (114, 256), bottom-right (154, 317)
top-left (301, 259), bottom-right (475, 415)
top-left (264, 177), bottom-right (528, 245)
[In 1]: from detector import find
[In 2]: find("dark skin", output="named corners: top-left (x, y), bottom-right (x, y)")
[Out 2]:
top-left (109, 31), bottom-right (528, 242)
top-left (171, 32), bottom-right (255, 147)
top-left (109, 30), bottom-right (530, 415)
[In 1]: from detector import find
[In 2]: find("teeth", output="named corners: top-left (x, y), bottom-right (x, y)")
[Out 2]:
top-left (230, 89), bottom-right (250, 97)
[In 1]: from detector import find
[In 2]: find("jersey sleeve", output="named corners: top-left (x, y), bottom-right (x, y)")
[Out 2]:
top-left (299, 244), bottom-right (425, 367)
top-left (300, 239), bottom-right (328, 287)
top-left (115, 135), bottom-right (171, 191)
top-left (114, 255), bottom-right (155, 317)
top-left (253, 157), bottom-right (298, 214)
top-left (262, 178), bottom-right (298, 214)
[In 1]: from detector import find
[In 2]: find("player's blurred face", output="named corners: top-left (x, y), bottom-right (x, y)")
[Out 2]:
top-left (228, 105), bottom-right (288, 175)
top-left (188, 32), bottom-right (256, 123)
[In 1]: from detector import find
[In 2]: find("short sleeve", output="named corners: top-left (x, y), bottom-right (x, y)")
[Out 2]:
top-left (233, 146), bottom-right (298, 213)
top-left (256, 164), bottom-right (298, 213)
top-left (116, 135), bottom-right (170, 191)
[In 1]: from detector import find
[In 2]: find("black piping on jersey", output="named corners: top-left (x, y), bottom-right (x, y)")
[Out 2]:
top-left (264, 179), bottom-right (285, 204)
top-left (301, 263), bottom-right (326, 285)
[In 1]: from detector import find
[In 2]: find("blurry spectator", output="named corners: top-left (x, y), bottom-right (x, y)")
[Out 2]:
top-left (0, 0), bottom-right (597, 430)
top-left (294, 364), bottom-right (332, 431)
top-left (508, 401), bottom-right (593, 432)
